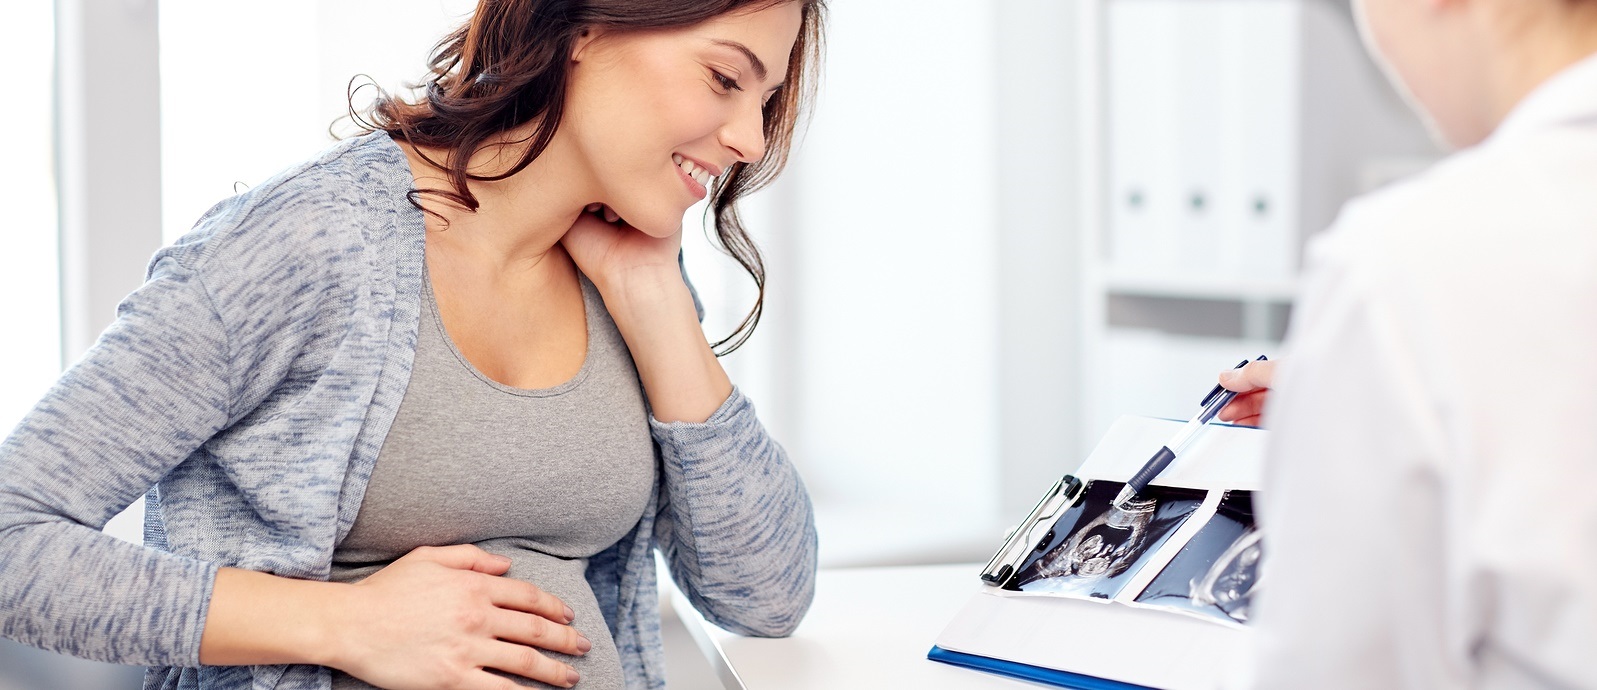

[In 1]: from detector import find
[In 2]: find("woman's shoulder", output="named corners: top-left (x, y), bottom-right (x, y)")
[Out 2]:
top-left (144, 132), bottom-right (424, 364)
top-left (157, 131), bottom-right (419, 282)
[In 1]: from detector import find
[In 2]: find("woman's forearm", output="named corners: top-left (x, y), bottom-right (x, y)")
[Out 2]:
top-left (198, 567), bottom-right (349, 667)
top-left (650, 389), bottom-right (818, 636)
top-left (602, 268), bottom-right (734, 424)
top-left (202, 547), bottom-right (587, 688)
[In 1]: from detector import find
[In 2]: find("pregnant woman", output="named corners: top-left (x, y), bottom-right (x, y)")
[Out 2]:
top-left (0, 1), bottom-right (823, 688)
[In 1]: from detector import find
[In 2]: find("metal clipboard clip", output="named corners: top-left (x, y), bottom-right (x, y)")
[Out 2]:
top-left (980, 474), bottom-right (1084, 588)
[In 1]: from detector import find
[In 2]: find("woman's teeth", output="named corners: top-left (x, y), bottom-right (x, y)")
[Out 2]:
top-left (673, 153), bottom-right (713, 188)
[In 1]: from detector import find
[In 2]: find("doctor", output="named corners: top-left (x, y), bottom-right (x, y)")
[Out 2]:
top-left (1216, 0), bottom-right (1597, 686)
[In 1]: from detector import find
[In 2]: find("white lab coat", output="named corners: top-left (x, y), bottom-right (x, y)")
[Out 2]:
top-left (1253, 54), bottom-right (1597, 688)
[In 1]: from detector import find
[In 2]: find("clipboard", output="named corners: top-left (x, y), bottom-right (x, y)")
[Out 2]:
top-left (927, 646), bottom-right (1155, 689)
top-left (928, 416), bottom-right (1267, 690)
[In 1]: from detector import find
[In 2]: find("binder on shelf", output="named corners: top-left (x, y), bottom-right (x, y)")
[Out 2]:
top-left (1107, 0), bottom-right (1299, 286)
top-left (1101, 0), bottom-right (1432, 295)
top-left (929, 416), bottom-right (1267, 690)
top-left (1105, 0), bottom-right (1181, 279)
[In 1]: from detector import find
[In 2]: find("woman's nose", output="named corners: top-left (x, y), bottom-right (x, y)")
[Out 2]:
top-left (720, 99), bottom-right (768, 164)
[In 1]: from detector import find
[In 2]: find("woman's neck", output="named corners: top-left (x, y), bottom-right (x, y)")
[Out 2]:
top-left (397, 125), bottom-right (597, 275)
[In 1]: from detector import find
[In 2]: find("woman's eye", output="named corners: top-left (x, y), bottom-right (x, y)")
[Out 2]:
top-left (712, 72), bottom-right (742, 92)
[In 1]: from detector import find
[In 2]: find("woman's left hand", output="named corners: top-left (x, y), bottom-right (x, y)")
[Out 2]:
top-left (560, 203), bottom-right (684, 294)
top-left (558, 203), bottom-right (731, 424)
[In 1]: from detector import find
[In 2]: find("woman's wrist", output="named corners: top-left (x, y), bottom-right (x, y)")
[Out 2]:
top-left (200, 567), bottom-right (355, 669)
top-left (594, 265), bottom-right (732, 423)
top-left (304, 579), bottom-right (358, 670)
top-left (592, 263), bottom-right (690, 317)
top-left (595, 263), bottom-right (707, 346)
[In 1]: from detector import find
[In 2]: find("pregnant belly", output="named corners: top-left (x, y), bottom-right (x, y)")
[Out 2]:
top-left (329, 536), bottom-right (625, 690)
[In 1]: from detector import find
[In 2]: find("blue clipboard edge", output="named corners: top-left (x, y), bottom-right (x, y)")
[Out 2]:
top-left (927, 646), bottom-right (1158, 690)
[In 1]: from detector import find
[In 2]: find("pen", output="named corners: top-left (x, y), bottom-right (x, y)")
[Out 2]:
top-left (1111, 355), bottom-right (1268, 509)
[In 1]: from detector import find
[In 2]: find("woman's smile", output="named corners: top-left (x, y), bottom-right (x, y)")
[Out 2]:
top-left (672, 152), bottom-right (717, 200)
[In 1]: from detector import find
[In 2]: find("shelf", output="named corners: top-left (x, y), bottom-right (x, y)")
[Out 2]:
top-left (1100, 273), bottom-right (1299, 303)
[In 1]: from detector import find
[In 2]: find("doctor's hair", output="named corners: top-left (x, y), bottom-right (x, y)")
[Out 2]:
top-left (344, 0), bottom-right (826, 355)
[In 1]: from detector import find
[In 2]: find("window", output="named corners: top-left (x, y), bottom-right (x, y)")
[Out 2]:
top-left (159, 0), bottom-right (477, 241)
top-left (0, 0), bottom-right (63, 434)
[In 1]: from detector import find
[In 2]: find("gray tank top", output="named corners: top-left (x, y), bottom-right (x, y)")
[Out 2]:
top-left (328, 268), bottom-right (656, 690)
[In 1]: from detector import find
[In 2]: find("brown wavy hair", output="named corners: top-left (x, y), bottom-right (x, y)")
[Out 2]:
top-left (345, 0), bottom-right (825, 355)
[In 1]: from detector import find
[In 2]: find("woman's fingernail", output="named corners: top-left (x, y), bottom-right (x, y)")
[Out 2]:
top-left (564, 605), bottom-right (576, 622)
top-left (566, 668), bottom-right (581, 686)
top-left (577, 634), bottom-right (592, 653)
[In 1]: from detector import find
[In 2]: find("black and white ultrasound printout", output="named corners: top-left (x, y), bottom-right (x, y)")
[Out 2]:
top-left (1009, 480), bottom-right (1205, 600)
top-left (1133, 490), bottom-right (1261, 624)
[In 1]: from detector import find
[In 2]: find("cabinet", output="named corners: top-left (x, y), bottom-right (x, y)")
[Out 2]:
top-left (1074, 0), bottom-right (1437, 448)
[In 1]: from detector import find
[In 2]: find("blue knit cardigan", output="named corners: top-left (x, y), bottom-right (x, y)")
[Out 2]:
top-left (0, 132), bottom-right (817, 690)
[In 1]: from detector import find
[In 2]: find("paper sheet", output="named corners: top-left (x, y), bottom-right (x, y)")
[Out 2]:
top-left (934, 416), bottom-right (1267, 689)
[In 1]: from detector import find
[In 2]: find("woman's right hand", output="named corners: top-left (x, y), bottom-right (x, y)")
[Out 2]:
top-left (1216, 359), bottom-right (1278, 427)
top-left (332, 544), bottom-right (590, 690)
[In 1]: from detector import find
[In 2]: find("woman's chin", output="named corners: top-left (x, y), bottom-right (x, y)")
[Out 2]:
top-left (626, 211), bottom-right (687, 239)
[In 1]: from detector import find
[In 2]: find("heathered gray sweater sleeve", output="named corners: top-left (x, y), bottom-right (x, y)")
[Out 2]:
top-left (0, 256), bottom-right (229, 666)
top-left (650, 388), bottom-right (818, 638)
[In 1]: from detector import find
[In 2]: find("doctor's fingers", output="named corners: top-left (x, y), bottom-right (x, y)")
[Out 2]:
top-left (1218, 359), bottom-right (1277, 393)
top-left (1217, 390), bottom-right (1268, 425)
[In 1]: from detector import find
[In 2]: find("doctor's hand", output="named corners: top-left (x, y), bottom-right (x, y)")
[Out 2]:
top-left (1216, 359), bottom-right (1278, 427)
top-left (331, 544), bottom-right (589, 690)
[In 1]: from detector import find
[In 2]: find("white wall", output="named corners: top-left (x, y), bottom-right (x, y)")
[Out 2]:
top-left (740, 0), bottom-right (1088, 567)
top-left (993, 0), bottom-right (1087, 524)
top-left (749, 0), bottom-right (1007, 566)
top-left (160, 0), bottom-right (477, 243)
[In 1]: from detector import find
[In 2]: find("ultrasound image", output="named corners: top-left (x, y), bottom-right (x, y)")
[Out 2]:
top-left (1132, 490), bottom-right (1262, 624)
top-left (1009, 480), bottom-right (1205, 600)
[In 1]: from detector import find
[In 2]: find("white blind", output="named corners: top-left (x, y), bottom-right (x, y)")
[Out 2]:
top-left (0, 0), bottom-right (63, 436)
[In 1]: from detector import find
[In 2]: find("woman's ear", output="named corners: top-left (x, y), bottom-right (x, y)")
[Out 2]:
top-left (571, 26), bottom-right (603, 62)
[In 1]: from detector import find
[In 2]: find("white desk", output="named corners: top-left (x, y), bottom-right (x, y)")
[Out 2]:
top-left (671, 563), bottom-right (1044, 689)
